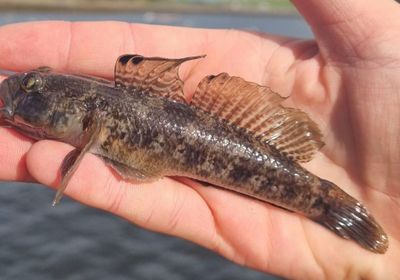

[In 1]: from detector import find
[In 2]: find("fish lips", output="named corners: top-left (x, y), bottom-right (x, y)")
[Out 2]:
top-left (0, 79), bottom-right (14, 124)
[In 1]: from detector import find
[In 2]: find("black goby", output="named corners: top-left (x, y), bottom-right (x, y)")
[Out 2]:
top-left (0, 54), bottom-right (388, 253)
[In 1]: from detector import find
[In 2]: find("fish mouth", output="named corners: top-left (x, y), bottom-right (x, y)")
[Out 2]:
top-left (0, 79), bottom-right (14, 125)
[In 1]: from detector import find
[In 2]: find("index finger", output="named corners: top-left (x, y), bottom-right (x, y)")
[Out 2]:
top-left (0, 21), bottom-right (209, 77)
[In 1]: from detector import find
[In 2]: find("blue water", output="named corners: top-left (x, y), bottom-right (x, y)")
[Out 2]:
top-left (0, 10), bottom-right (312, 38)
top-left (0, 10), bottom-right (312, 280)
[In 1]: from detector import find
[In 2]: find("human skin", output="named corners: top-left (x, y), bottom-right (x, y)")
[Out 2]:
top-left (0, 0), bottom-right (399, 279)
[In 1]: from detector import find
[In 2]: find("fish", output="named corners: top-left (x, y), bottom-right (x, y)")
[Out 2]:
top-left (0, 54), bottom-right (388, 253)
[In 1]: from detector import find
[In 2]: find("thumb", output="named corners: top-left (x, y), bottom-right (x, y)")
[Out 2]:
top-left (291, 0), bottom-right (400, 62)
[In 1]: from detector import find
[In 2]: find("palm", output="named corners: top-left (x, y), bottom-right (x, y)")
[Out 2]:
top-left (1, 1), bottom-right (400, 278)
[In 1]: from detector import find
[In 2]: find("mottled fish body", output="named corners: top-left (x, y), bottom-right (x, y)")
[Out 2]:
top-left (0, 54), bottom-right (388, 253)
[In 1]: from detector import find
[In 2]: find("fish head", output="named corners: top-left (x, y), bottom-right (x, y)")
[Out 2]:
top-left (1, 69), bottom-right (51, 125)
top-left (0, 68), bottom-right (87, 146)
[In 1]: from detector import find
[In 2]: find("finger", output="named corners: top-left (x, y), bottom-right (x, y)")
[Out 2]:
top-left (0, 21), bottom-right (298, 90)
top-left (291, 0), bottom-right (400, 60)
top-left (0, 21), bottom-right (218, 97)
top-left (0, 21), bottom-right (208, 77)
top-left (0, 128), bottom-right (33, 181)
top-left (26, 140), bottom-right (218, 248)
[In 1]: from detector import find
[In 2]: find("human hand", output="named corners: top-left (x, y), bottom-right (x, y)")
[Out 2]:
top-left (0, 0), bottom-right (399, 278)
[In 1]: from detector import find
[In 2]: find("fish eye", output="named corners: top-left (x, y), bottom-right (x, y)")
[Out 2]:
top-left (21, 72), bottom-right (44, 93)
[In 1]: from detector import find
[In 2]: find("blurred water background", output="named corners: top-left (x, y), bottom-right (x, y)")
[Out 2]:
top-left (0, 1), bottom-right (312, 279)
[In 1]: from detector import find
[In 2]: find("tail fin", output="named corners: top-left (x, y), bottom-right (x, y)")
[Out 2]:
top-left (314, 180), bottom-right (388, 254)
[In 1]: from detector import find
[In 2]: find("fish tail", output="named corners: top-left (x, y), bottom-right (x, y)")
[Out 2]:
top-left (312, 179), bottom-right (388, 254)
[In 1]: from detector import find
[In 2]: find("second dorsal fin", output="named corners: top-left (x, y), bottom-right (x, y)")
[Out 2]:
top-left (114, 54), bottom-right (205, 103)
top-left (191, 73), bottom-right (324, 163)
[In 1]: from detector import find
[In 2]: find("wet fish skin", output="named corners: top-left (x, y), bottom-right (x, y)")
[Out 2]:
top-left (0, 55), bottom-right (388, 254)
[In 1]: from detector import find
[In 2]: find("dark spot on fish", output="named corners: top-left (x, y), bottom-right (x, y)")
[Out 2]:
top-left (107, 123), bottom-right (117, 135)
top-left (140, 133), bottom-right (154, 147)
top-left (119, 131), bottom-right (126, 140)
top-left (210, 156), bottom-right (227, 174)
top-left (229, 165), bottom-right (252, 182)
top-left (151, 129), bottom-right (158, 138)
top-left (208, 75), bottom-right (216, 81)
top-left (260, 179), bottom-right (271, 190)
top-left (82, 114), bottom-right (91, 131)
top-left (183, 146), bottom-right (206, 166)
top-left (311, 196), bottom-right (327, 213)
top-left (252, 176), bottom-right (261, 182)
top-left (131, 56), bottom-right (144, 65)
top-left (281, 184), bottom-right (297, 200)
top-left (94, 98), bottom-right (107, 110)
top-left (198, 169), bottom-right (211, 178)
top-left (161, 98), bottom-right (196, 124)
top-left (119, 55), bottom-right (136, 65)
top-left (101, 137), bottom-right (111, 150)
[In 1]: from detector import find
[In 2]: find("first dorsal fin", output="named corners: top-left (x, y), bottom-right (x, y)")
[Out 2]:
top-left (191, 73), bottom-right (324, 163)
top-left (114, 54), bottom-right (205, 103)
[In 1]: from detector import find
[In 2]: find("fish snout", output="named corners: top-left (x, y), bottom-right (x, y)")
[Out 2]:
top-left (0, 80), bottom-right (14, 121)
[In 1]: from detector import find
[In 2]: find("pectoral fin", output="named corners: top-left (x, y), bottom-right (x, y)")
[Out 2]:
top-left (52, 120), bottom-right (100, 206)
top-left (52, 148), bottom-right (84, 206)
